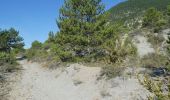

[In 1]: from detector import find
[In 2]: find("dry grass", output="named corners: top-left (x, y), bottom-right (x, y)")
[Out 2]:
top-left (140, 53), bottom-right (168, 68)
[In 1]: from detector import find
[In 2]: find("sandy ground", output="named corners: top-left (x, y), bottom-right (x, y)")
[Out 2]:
top-left (7, 60), bottom-right (151, 100)
top-left (134, 35), bottom-right (155, 57)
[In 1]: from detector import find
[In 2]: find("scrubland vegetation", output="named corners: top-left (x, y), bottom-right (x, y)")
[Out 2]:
top-left (1, 0), bottom-right (170, 99)
top-left (25, 0), bottom-right (170, 99)
top-left (0, 28), bottom-right (24, 72)
top-left (26, 0), bottom-right (137, 71)
top-left (0, 28), bottom-right (24, 99)
top-left (26, 0), bottom-right (170, 76)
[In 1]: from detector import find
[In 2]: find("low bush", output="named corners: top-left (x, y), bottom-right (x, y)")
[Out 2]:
top-left (141, 53), bottom-right (169, 68)
top-left (138, 75), bottom-right (170, 100)
top-left (102, 33), bottom-right (137, 64)
top-left (100, 64), bottom-right (125, 78)
top-left (142, 7), bottom-right (166, 33)
top-left (147, 33), bottom-right (164, 50)
top-left (26, 43), bottom-right (49, 62)
top-left (0, 52), bottom-right (19, 72)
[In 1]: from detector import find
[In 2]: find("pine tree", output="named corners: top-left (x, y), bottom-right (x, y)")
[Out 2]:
top-left (47, 31), bottom-right (55, 43)
top-left (0, 28), bottom-right (24, 52)
top-left (56, 0), bottom-right (106, 62)
top-left (31, 40), bottom-right (42, 50)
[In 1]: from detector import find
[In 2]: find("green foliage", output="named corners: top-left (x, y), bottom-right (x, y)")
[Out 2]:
top-left (147, 34), bottom-right (164, 50)
top-left (143, 8), bottom-right (163, 27)
top-left (0, 28), bottom-right (24, 72)
top-left (0, 28), bottom-right (24, 52)
top-left (27, 0), bottom-right (137, 66)
top-left (0, 52), bottom-right (19, 72)
top-left (141, 53), bottom-right (169, 68)
top-left (26, 48), bottom-right (48, 61)
top-left (101, 24), bottom-right (137, 64)
top-left (108, 0), bottom-right (170, 27)
top-left (47, 31), bottom-right (55, 43)
top-left (56, 0), bottom-right (107, 62)
top-left (31, 40), bottom-right (42, 50)
top-left (138, 75), bottom-right (170, 100)
top-left (142, 7), bottom-right (166, 32)
top-left (167, 5), bottom-right (170, 16)
top-left (26, 40), bottom-right (45, 60)
top-left (12, 47), bottom-right (25, 55)
top-left (0, 52), bottom-right (11, 65)
top-left (25, 49), bottom-right (35, 60)
top-left (101, 64), bottom-right (125, 78)
top-left (167, 5), bottom-right (170, 26)
top-left (54, 0), bottom-right (137, 63)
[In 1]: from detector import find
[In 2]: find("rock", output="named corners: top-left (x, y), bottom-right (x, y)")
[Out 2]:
top-left (152, 67), bottom-right (167, 76)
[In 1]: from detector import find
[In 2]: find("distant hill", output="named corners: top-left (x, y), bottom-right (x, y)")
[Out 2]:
top-left (108, 0), bottom-right (170, 27)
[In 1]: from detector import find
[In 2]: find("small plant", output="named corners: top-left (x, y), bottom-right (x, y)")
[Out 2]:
top-left (100, 64), bottom-right (125, 78)
top-left (138, 75), bottom-right (170, 100)
top-left (141, 53), bottom-right (168, 68)
top-left (102, 33), bottom-right (137, 64)
top-left (0, 52), bottom-right (20, 72)
top-left (147, 34), bottom-right (164, 50)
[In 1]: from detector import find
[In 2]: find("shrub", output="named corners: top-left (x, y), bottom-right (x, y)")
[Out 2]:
top-left (142, 7), bottom-right (166, 32)
top-left (0, 52), bottom-right (19, 72)
top-left (147, 33), bottom-right (164, 51)
top-left (100, 64), bottom-right (125, 78)
top-left (138, 75), bottom-right (170, 100)
top-left (0, 52), bottom-right (14, 65)
top-left (26, 40), bottom-right (47, 61)
top-left (0, 27), bottom-right (24, 73)
top-left (0, 28), bottom-right (24, 52)
top-left (25, 49), bottom-right (37, 60)
top-left (102, 33), bottom-right (137, 64)
top-left (141, 53), bottom-right (168, 68)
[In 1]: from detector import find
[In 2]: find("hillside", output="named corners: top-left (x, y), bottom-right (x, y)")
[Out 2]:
top-left (108, 0), bottom-right (170, 27)
top-left (2, 0), bottom-right (170, 100)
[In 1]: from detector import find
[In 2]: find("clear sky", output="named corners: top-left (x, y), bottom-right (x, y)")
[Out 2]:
top-left (0, 0), bottom-right (125, 48)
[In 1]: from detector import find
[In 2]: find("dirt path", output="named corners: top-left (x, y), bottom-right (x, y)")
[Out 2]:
top-left (8, 60), bottom-right (102, 100)
top-left (8, 60), bottom-right (151, 100)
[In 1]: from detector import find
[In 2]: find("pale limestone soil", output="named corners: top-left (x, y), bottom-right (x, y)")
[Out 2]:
top-left (8, 60), bottom-right (151, 100)
top-left (134, 35), bottom-right (155, 57)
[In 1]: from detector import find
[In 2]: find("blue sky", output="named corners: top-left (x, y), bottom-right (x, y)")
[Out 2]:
top-left (0, 0), bottom-right (125, 48)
